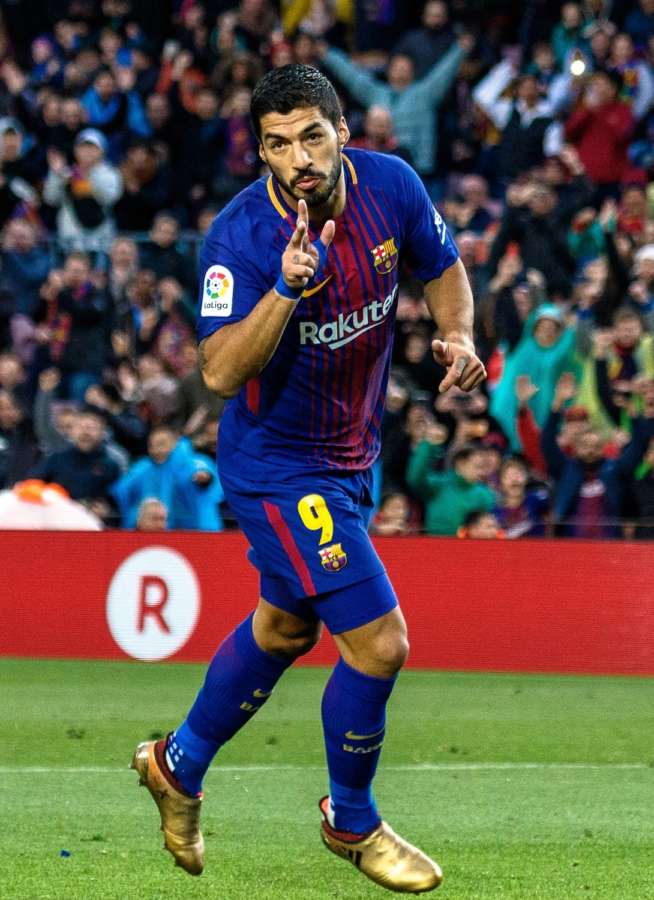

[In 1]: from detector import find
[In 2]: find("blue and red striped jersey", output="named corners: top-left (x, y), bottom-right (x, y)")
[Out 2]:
top-left (196, 149), bottom-right (459, 474)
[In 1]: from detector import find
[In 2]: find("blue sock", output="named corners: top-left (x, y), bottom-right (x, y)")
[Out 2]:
top-left (321, 657), bottom-right (397, 834)
top-left (167, 613), bottom-right (292, 795)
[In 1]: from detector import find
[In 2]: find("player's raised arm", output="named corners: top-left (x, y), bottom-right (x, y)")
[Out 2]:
top-left (425, 259), bottom-right (487, 394)
top-left (199, 200), bottom-right (334, 398)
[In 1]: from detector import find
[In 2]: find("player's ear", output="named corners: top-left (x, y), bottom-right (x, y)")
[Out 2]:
top-left (258, 143), bottom-right (267, 164)
top-left (337, 116), bottom-right (350, 149)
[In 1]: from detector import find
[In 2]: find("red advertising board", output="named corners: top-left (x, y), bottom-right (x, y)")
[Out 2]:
top-left (1, 531), bottom-right (653, 675)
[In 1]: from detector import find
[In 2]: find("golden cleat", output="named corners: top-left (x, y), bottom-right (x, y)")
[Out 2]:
top-left (319, 797), bottom-right (442, 894)
top-left (130, 740), bottom-right (205, 876)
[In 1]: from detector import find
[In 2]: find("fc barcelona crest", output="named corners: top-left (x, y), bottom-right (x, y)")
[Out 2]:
top-left (371, 237), bottom-right (399, 274)
top-left (319, 543), bottom-right (348, 572)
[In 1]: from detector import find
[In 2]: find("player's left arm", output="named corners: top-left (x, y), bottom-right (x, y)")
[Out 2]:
top-left (424, 260), bottom-right (487, 394)
top-left (395, 156), bottom-right (486, 394)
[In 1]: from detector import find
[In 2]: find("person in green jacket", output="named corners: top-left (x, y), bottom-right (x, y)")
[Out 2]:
top-left (318, 34), bottom-right (471, 177)
top-left (407, 437), bottom-right (495, 535)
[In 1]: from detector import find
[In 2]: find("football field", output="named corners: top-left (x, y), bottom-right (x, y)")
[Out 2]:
top-left (2, 658), bottom-right (654, 899)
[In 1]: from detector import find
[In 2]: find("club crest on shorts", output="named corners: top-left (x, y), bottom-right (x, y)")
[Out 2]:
top-left (370, 237), bottom-right (398, 274)
top-left (319, 543), bottom-right (348, 572)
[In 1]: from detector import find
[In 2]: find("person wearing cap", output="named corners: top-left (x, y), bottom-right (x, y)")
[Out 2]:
top-left (0, 117), bottom-right (44, 226)
top-left (490, 304), bottom-right (579, 451)
top-left (43, 127), bottom-right (123, 254)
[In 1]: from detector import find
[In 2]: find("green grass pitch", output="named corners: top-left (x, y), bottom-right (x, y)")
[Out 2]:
top-left (2, 658), bottom-right (654, 899)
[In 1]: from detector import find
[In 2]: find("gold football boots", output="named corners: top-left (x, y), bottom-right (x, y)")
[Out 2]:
top-left (130, 740), bottom-right (204, 875)
top-left (319, 797), bottom-right (442, 894)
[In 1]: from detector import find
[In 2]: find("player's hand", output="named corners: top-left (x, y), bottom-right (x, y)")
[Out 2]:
top-left (432, 339), bottom-right (486, 393)
top-left (281, 199), bottom-right (335, 291)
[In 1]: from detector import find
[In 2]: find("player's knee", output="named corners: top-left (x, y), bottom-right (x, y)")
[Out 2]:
top-left (282, 622), bottom-right (323, 658)
top-left (351, 629), bottom-right (409, 677)
top-left (259, 621), bottom-right (322, 660)
top-left (373, 631), bottom-right (409, 673)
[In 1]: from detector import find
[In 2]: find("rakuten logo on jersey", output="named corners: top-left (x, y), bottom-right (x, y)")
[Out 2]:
top-left (299, 286), bottom-right (398, 350)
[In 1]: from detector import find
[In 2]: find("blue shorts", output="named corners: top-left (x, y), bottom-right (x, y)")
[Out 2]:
top-left (219, 463), bottom-right (397, 633)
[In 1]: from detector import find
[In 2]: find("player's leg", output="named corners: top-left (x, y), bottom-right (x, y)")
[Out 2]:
top-left (315, 577), bottom-right (442, 892)
top-left (169, 598), bottom-right (321, 794)
top-left (131, 597), bottom-right (320, 875)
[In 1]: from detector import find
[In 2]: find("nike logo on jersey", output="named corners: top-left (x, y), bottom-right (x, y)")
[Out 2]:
top-left (302, 275), bottom-right (333, 298)
top-left (299, 285), bottom-right (398, 350)
top-left (344, 727), bottom-right (385, 741)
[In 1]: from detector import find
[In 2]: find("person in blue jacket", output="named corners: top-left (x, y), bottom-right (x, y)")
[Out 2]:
top-left (111, 425), bottom-right (223, 530)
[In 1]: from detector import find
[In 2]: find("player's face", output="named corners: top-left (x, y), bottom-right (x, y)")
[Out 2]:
top-left (259, 106), bottom-right (349, 209)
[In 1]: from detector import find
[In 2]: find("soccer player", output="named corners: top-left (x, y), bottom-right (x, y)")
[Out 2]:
top-left (131, 64), bottom-right (485, 893)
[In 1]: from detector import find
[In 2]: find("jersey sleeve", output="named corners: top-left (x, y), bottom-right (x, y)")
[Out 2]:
top-left (196, 218), bottom-right (271, 343)
top-left (397, 159), bottom-right (459, 283)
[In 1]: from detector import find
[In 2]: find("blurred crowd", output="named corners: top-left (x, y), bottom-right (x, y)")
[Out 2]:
top-left (0, 0), bottom-right (653, 536)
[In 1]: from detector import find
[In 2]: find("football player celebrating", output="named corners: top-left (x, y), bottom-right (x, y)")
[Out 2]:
top-left (132, 64), bottom-right (485, 893)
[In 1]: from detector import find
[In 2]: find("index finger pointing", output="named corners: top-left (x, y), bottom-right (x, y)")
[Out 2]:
top-left (290, 199), bottom-right (309, 247)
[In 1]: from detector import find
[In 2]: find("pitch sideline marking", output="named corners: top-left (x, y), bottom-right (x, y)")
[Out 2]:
top-left (0, 763), bottom-right (648, 774)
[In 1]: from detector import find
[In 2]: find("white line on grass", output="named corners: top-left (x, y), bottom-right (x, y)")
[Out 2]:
top-left (0, 763), bottom-right (649, 774)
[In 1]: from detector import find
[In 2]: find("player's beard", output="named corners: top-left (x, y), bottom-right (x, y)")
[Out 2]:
top-left (278, 154), bottom-right (342, 208)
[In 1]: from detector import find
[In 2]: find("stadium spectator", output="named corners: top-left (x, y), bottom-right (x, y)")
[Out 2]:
top-left (106, 236), bottom-right (139, 308)
top-left (32, 251), bottom-right (110, 401)
top-left (114, 139), bottom-right (173, 231)
top-left (80, 67), bottom-right (149, 159)
top-left (136, 496), bottom-right (168, 531)
top-left (0, 387), bottom-right (39, 488)
top-left (491, 305), bottom-right (578, 450)
top-left (318, 34), bottom-right (471, 177)
top-left (33, 367), bottom-right (76, 455)
top-left (392, 1), bottom-right (456, 79)
top-left (43, 128), bottom-right (124, 254)
top-left (31, 404), bottom-right (121, 518)
top-left (407, 438), bottom-right (495, 536)
top-left (551, 3), bottom-right (591, 67)
top-left (111, 425), bottom-right (224, 530)
top-left (564, 69), bottom-right (635, 195)
top-left (494, 456), bottom-right (549, 537)
top-left (84, 381), bottom-right (148, 459)
top-left (472, 60), bottom-right (560, 184)
top-left (0, 218), bottom-right (51, 319)
top-left (0, 350), bottom-right (30, 410)
top-left (487, 182), bottom-right (576, 297)
top-left (607, 32), bottom-right (654, 121)
top-left (444, 174), bottom-right (497, 236)
top-left (541, 373), bottom-right (654, 536)
top-left (136, 354), bottom-right (181, 424)
top-left (370, 492), bottom-right (416, 536)
top-left (347, 106), bottom-right (414, 166)
top-left (457, 509), bottom-right (504, 538)
top-left (138, 213), bottom-right (193, 289)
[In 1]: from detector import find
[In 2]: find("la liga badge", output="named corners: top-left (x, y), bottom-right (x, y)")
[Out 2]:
top-left (201, 265), bottom-right (233, 316)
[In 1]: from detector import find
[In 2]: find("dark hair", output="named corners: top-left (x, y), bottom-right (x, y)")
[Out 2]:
top-left (250, 64), bottom-right (341, 141)
top-left (594, 67), bottom-right (623, 95)
top-left (452, 443), bottom-right (486, 466)
top-left (463, 509), bottom-right (495, 528)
